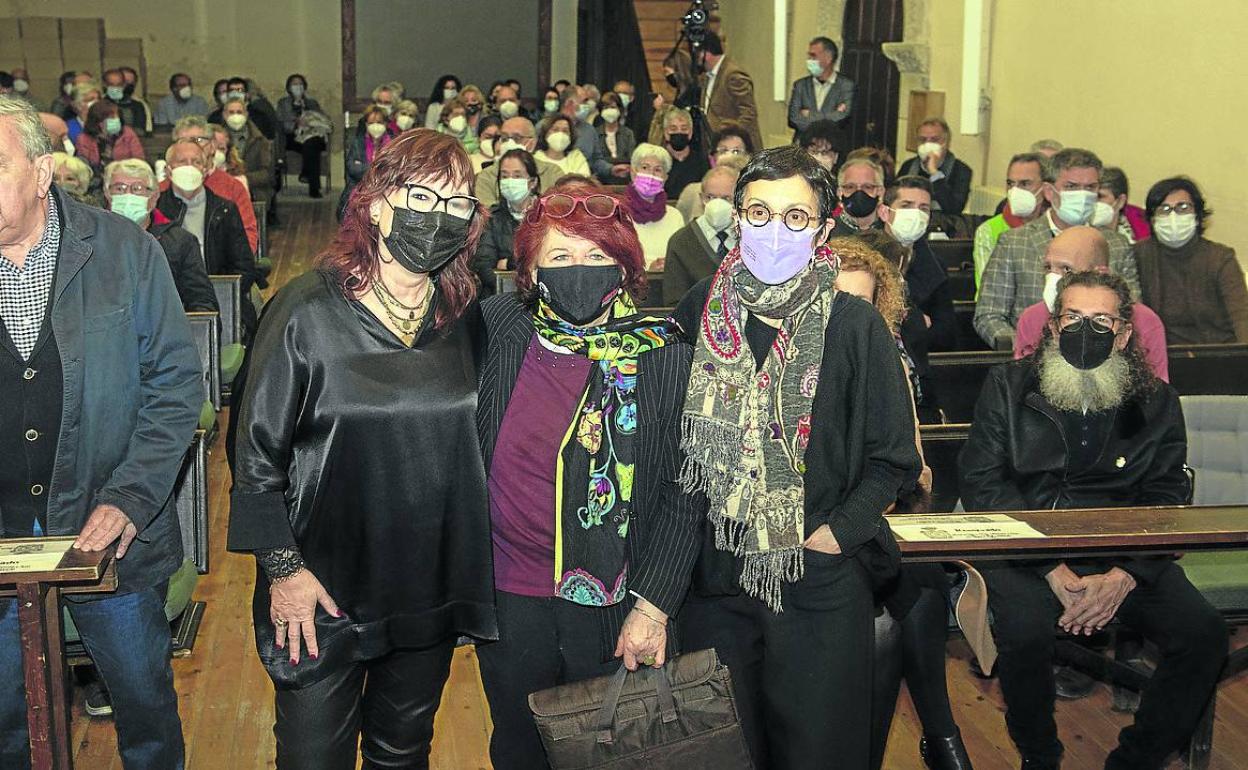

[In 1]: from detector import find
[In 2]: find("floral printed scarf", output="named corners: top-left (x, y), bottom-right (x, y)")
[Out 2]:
top-left (679, 245), bottom-right (839, 612)
top-left (533, 294), bottom-right (676, 606)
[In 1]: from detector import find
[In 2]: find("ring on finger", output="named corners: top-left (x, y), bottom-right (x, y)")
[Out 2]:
top-left (642, 654), bottom-right (656, 666)
top-left (274, 618), bottom-right (288, 627)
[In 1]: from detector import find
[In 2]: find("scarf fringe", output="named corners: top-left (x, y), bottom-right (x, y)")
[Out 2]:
top-left (739, 545), bottom-right (804, 613)
top-left (677, 413), bottom-right (744, 502)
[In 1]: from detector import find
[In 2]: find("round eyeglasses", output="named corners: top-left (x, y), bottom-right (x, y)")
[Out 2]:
top-left (740, 203), bottom-right (818, 232)
top-left (1054, 312), bottom-right (1125, 335)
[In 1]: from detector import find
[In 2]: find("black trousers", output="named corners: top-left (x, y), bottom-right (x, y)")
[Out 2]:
top-left (273, 642), bottom-right (454, 770)
top-left (284, 132), bottom-right (326, 194)
top-left (980, 560), bottom-right (1227, 769)
top-left (679, 551), bottom-right (875, 770)
top-left (477, 591), bottom-right (619, 770)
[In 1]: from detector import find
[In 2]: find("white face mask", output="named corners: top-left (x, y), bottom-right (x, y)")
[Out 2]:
top-left (1006, 186), bottom-right (1038, 218)
top-left (170, 165), bottom-right (204, 193)
top-left (498, 101), bottom-right (520, 119)
top-left (702, 197), bottom-right (734, 232)
top-left (63, 137), bottom-right (76, 156)
top-left (447, 115), bottom-right (467, 134)
top-left (63, 82), bottom-right (75, 97)
top-left (601, 107), bottom-right (621, 124)
top-left (14, 79), bottom-right (29, 93)
top-left (366, 122), bottom-right (387, 139)
top-left (443, 87), bottom-right (458, 102)
top-left (225, 113), bottom-right (248, 131)
top-left (212, 149), bottom-right (226, 169)
top-left (1042, 271), bottom-right (1061, 312)
top-left (1054, 189), bottom-right (1097, 226)
top-left (917, 141), bottom-right (942, 160)
top-left (1154, 212), bottom-right (1198, 249)
top-left (888, 207), bottom-right (930, 246)
top-left (1090, 201), bottom-right (1116, 228)
top-left (176, 86), bottom-right (192, 100)
top-left (546, 131), bottom-right (571, 153)
top-left (396, 114), bottom-right (415, 131)
top-left (497, 139), bottom-right (525, 155)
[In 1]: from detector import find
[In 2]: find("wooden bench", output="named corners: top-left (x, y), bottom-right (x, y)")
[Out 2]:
top-left (928, 238), bottom-right (973, 271)
top-left (185, 311), bottom-right (221, 435)
top-left (209, 275), bottom-right (246, 400)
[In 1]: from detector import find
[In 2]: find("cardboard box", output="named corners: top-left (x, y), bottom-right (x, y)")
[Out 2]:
top-left (59, 17), bottom-right (102, 45)
top-left (22, 55), bottom-right (66, 78)
top-left (18, 17), bottom-right (60, 43)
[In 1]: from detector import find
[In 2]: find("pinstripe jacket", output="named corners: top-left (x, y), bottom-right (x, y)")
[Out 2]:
top-left (476, 293), bottom-right (702, 624)
top-left (974, 214), bottom-right (1139, 347)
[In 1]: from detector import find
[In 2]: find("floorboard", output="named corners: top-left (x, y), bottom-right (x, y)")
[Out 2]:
top-left (68, 191), bottom-right (1248, 769)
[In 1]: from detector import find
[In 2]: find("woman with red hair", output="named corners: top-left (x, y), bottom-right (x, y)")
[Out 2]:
top-left (227, 129), bottom-right (497, 769)
top-left (475, 178), bottom-right (701, 768)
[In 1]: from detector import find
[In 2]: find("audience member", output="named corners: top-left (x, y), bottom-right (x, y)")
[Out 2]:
top-left (797, 119), bottom-right (844, 174)
top-left (51, 151), bottom-right (97, 205)
top-left (835, 156), bottom-right (886, 232)
top-left (341, 105), bottom-right (398, 218)
top-left (1093, 166), bottom-right (1151, 243)
top-left (0, 72), bottom-right (14, 99)
top-left (222, 97), bottom-right (274, 204)
top-left (663, 164), bottom-right (739, 304)
top-left (50, 70), bottom-right (78, 120)
top-left (1031, 138), bottom-right (1063, 158)
top-left (594, 91), bottom-right (635, 184)
top-left (101, 68), bottom-right (148, 135)
top-left (0, 96), bottom-right (200, 770)
top-left (580, 83), bottom-right (602, 124)
top-left (104, 158), bottom-right (218, 313)
top-left (67, 81), bottom-right (101, 144)
top-left (677, 150), bottom-right (747, 223)
top-left (209, 123), bottom-right (250, 189)
top-left (846, 145), bottom-right (897, 188)
top-left (611, 78), bottom-right (643, 137)
top-left (535, 114), bottom-right (590, 177)
top-left (423, 73), bottom-right (462, 129)
top-left (960, 270), bottom-right (1228, 770)
top-left (649, 49), bottom-right (699, 146)
top-left (436, 96), bottom-right (476, 153)
top-left (209, 77), bottom-right (277, 140)
top-left (700, 31), bottom-right (763, 154)
top-left (211, 78), bottom-right (230, 110)
top-left (1137, 176), bottom-right (1248, 343)
top-left (659, 107), bottom-right (709, 201)
top-left (276, 73), bottom-right (330, 198)
top-left (157, 139), bottom-right (258, 338)
top-left (492, 84), bottom-right (521, 122)
top-left (474, 117), bottom-right (563, 207)
top-left (393, 99), bottom-right (420, 133)
top-left (460, 85), bottom-right (487, 138)
top-left (1013, 226), bottom-right (1168, 379)
top-left (558, 85), bottom-right (609, 178)
top-left (880, 176), bottom-right (956, 353)
top-left (898, 118), bottom-right (972, 216)
top-left (170, 115), bottom-right (259, 253)
top-left (9, 67), bottom-right (32, 106)
top-left (787, 37), bottom-right (854, 136)
top-left (74, 100), bottom-right (144, 185)
top-left (474, 148), bottom-right (541, 294)
top-left (973, 152), bottom-right (1049, 292)
top-left (538, 85), bottom-right (561, 122)
top-left (975, 148), bottom-right (1137, 349)
top-left (468, 114), bottom-right (503, 173)
top-left (154, 72), bottom-right (209, 128)
top-left (117, 66), bottom-right (154, 134)
top-left (626, 143), bottom-right (685, 269)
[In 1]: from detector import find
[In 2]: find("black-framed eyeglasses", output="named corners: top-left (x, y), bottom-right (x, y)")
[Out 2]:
top-left (1053, 312), bottom-right (1126, 335)
top-left (527, 193), bottom-right (622, 223)
top-left (740, 203), bottom-right (818, 232)
top-left (180, 136), bottom-right (213, 146)
top-left (107, 182), bottom-right (155, 196)
top-left (1155, 201), bottom-right (1195, 216)
top-left (395, 184), bottom-right (478, 221)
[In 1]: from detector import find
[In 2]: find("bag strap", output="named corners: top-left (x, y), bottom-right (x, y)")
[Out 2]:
top-left (594, 663), bottom-right (683, 744)
top-left (656, 665), bottom-right (679, 724)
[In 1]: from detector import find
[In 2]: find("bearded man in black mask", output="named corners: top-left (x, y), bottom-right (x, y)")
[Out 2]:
top-left (959, 270), bottom-right (1227, 770)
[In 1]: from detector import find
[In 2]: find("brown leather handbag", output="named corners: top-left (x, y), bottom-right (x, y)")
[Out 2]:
top-left (527, 648), bottom-right (753, 769)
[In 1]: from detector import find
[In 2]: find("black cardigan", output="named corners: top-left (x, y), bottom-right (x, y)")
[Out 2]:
top-left (476, 293), bottom-right (703, 626)
top-left (674, 280), bottom-right (924, 599)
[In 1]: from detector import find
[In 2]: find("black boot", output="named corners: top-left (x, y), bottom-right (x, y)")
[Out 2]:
top-left (920, 729), bottom-right (974, 770)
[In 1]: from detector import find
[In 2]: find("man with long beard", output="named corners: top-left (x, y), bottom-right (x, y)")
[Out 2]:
top-left (958, 270), bottom-right (1227, 770)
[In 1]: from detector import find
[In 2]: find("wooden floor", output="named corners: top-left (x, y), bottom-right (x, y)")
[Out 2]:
top-left (69, 192), bottom-right (1248, 769)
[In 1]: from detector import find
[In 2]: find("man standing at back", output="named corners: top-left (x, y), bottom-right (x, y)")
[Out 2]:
top-left (0, 96), bottom-right (201, 769)
top-left (700, 31), bottom-right (763, 155)
top-left (787, 36), bottom-right (854, 138)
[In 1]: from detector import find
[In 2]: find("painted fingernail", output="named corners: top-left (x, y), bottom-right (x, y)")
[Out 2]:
top-left (290, 658), bottom-right (298, 666)
top-left (310, 652), bottom-right (318, 660)
top-left (334, 610), bottom-right (343, 618)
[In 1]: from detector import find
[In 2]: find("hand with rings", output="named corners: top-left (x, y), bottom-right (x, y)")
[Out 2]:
top-left (269, 568), bottom-right (341, 666)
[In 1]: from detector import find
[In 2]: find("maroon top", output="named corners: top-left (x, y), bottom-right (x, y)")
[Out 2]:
top-left (489, 336), bottom-right (592, 596)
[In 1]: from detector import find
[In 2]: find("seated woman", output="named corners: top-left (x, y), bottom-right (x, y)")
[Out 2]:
top-left (339, 105), bottom-right (397, 220)
top-left (474, 148), bottom-right (541, 296)
top-left (468, 114), bottom-right (502, 174)
top-left (228, 128), bottom-right (496, 769)
top-left (625, 142), bottom-right (685, 270)
top-left (422, 73), bottom-right (461, 130)
top-left (1136, 176), bottom-right (1248, 343)
top-left (74, 100), bottom-right (143, 189)
top-left (595, 91), bottom-right (636, 185)
top-left (66, 81), bottom-right (101, 143)
top-left (276, 73), bottom-right (330, 199)
top-left (51, 151), bottom-right (98, 206)
top-left (534, 114), bottom-right (590, 177)
top-left (209, 123), bottom-right (251, 192)
top-left (222, 96), bottom-right (274, 204)
top-left (393, 99), bottom-right (420, 134)
top-left (1092, 166), bottom-right (1149, 244)
top-left (476, 177), bottom-right (699, 770)
top-left (436, 96), bottom-right (478, 155)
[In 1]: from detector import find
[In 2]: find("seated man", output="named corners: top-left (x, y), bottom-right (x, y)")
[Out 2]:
top-left (153, 72), bottom-right (210, 128)
top-left (975, 147), bottom-right (1138, 350)
top-left (898, 118), bottom-right (972, 215)
top-left (1014, 226), bottom-right (1168, 380)
top-left (167, 115), bottom-right (259, 255)
top-left (878, 175), bottom-right (956, 353)
top-left (797, 118), bottom-right (844, 174)
top-left (960, 271), bottom-right (1228, 770)
top-left (973, 152), bottom-right (1048, 294)
top-left (157, 139), bottom-right (258, 340)
top-left (660, 107), bottom-right (708, 201)
top-left (102, 67), bottom-right (148, 135)
top-left (663, 164), bottom-right (739, 305)
top-left (474, 117), bottom-right (563, 207)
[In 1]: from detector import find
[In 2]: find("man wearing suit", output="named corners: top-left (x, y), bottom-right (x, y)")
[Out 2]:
top-left (700, 31), bottom-right (763, 155)
top-left (787, 37), bottom-right (855, 137)
top-left (663, 165), bottom-right (739, 305)
top-left (975, 148), bottom-right (1138, 350)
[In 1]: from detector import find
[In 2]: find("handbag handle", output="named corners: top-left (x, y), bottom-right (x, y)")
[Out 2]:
top-left (594, 664), bottom-right (680, 744)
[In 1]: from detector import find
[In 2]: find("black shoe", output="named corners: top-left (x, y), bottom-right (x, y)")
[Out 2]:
top-left (1053, 665), bottom-right (1096, 700)
top-left (920, 730), bottom-right (974, 770)
top-left (83, 680), bottom-right (113, 718)
top-left (309, 189), bottom-right (323, 199)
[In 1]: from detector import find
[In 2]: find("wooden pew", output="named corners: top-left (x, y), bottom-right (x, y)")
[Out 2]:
top-left (919, 423), bottom-right (970, 513)
top-left (927, 343), bottom-right (1248, 424)
top-left (209, 275), bottom-right (246, 400)
top-left (951, 300), bottom-right (990, 353)
top-left (185, 312), bottom-right (221, 436)
top-left (928, 238), bottom-right (973, 271)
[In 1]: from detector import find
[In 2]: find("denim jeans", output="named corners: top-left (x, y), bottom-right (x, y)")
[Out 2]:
top-left (0, 584), bottom-right (184, 770)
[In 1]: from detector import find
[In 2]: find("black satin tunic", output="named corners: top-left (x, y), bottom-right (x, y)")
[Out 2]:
top-left (227, 270), bottom-right (497, 688)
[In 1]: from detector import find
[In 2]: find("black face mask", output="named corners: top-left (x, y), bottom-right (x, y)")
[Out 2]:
top-left (841, 190), bottom-right (878, 219)
top-left (537, 265), bottom-right (623, 326)
top-left (466, 103), bottom-right (482, 115)
top-left (122, 83), bottom-right (136, 99)
top-left (665, 72), bottom-right (679, 88)
top-left (668, 132), bottom-right (690, 151)
top-left (1058, 323), bottom-right (1116, 370)
top-left (382, 204), bottom-right (470, 275)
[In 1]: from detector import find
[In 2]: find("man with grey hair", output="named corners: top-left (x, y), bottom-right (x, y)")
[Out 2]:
top-left (0, 95), bottom-right (200, 769)
top-left (661, 107), bottom-right (707, 200)
top-left (1030, 138), bottom-right (1063, 158)
top-left (559, 85), bottom-right (609, 179)
top-left (835, 156), bottom-right (886, 232)
top-left (960, 269), bottom-right (1226, 770)
top-left (474, 116), bottom-right (564, 207)
top-left (973, 151), bottom-right (1050, 293)
top-left (975, 147), bottom-right (1138, 349)
top-left (664, 164), bottom-right (740, 304)
top-left (166, 114), bottom-right (259, 254)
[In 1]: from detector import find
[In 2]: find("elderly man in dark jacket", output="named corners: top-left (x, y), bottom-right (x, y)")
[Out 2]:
top-left (0, 96), bottom-right (201, 769)
top-left (959, 271), bottom-right (1227, 770)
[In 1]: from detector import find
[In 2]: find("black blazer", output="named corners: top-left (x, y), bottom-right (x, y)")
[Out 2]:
top-left (476, 293), bottom-right (702, 621)
top-left (898, 153), bottom-right (973, 215)
top-left (149, 217), bottom-right (219, 313)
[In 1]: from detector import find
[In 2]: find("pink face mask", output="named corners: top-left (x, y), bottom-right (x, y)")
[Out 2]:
top-left (632, 172), bottom-right (665, 198)
top-left (740, 219), bottom-right (818, 285)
